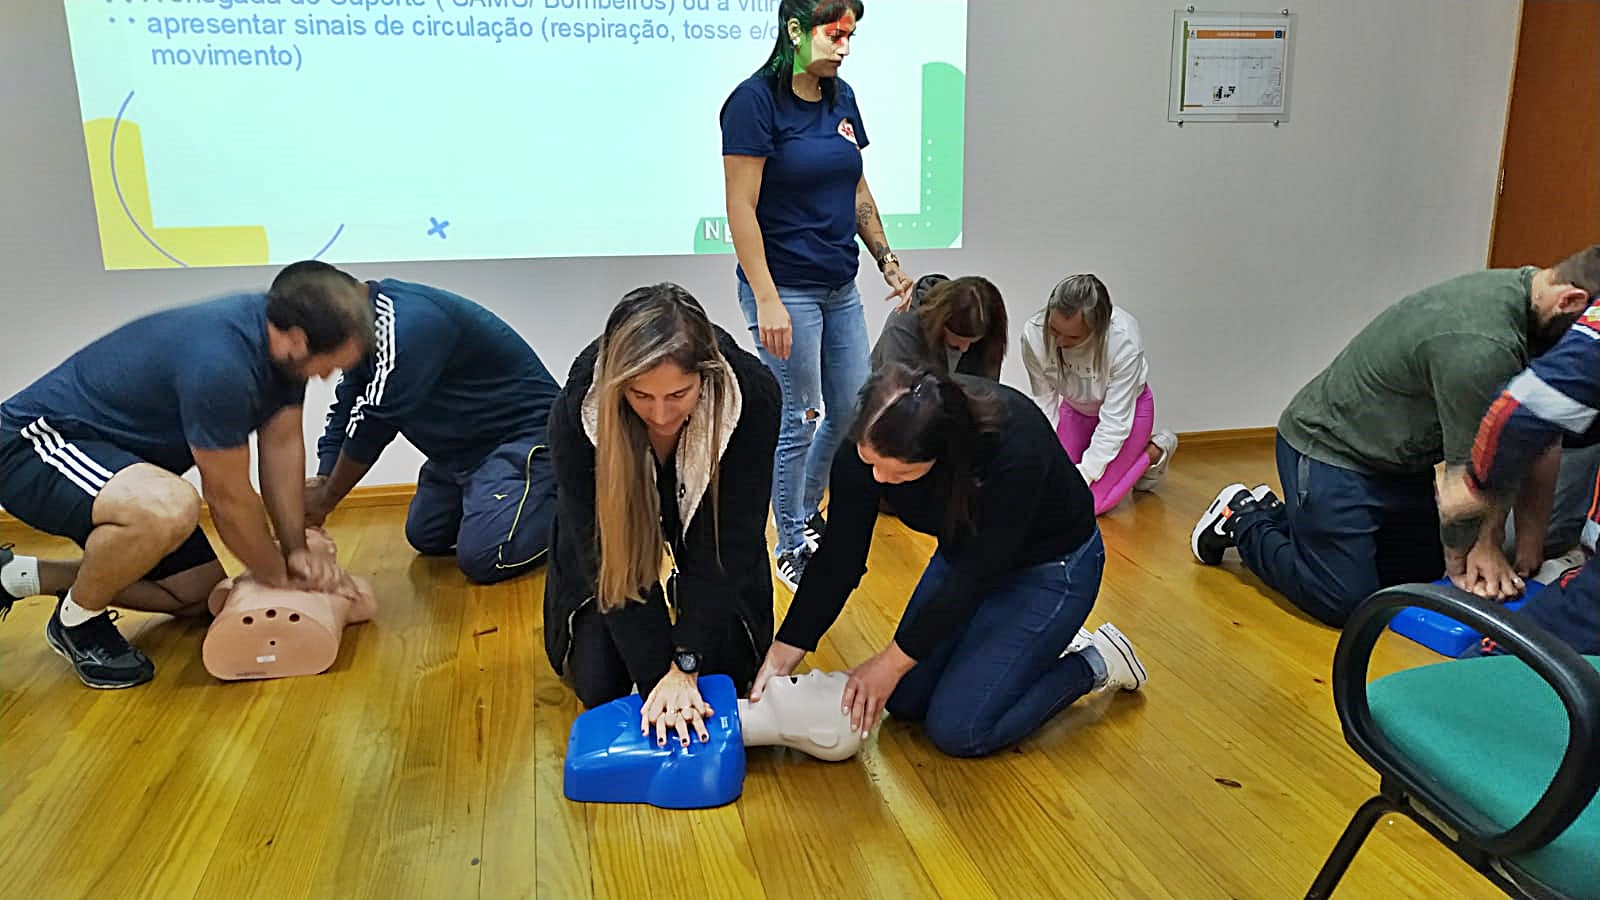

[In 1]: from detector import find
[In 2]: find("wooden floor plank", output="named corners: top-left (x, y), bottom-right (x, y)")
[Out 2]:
top-left (0, 439), bottom-right (1505, 898)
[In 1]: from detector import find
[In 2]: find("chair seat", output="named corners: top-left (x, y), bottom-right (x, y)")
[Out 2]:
top-left (1369, 655), bottom-right (1600, 899)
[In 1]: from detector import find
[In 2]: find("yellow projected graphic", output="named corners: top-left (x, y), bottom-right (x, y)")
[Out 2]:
top-left (84, 117), bottom-right (268, 269)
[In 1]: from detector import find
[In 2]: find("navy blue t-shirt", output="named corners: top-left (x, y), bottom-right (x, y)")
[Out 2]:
top-left (316, 279), bottom-right (561, 478)
top-left (720, 73), bottom-right (869, 290)
top-left (0, 294), bottom-right (308, 474)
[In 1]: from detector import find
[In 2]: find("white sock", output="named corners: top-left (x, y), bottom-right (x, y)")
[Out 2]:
top-left (1, 554), bottom-right (41, 598)
top-left (58, 591), bottom-right (106, 628)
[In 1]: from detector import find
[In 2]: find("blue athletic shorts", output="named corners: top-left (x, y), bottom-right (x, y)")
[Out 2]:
top-left (0, 417), bottom-right (216, 581)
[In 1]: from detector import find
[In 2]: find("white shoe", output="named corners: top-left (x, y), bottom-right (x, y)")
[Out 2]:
top-left (1535, 547), bottom-right (1590, 586)
top-left (1091, 623), bottom-right (1147, 691)
top-left (1134, 430), bottom-right (1179, 491)
top-left (1060, 626), bottom-right (1094, 658)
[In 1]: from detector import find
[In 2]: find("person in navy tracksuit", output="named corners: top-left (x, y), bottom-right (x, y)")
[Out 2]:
top-left (1438, 290), bottom-right (1600, 656)
top-left (306, 264), bottom-right (561, 585)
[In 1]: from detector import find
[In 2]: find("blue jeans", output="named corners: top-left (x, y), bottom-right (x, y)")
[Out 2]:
top-left (737, 279), bottom-right (871, 555)
top-left (885, 531), bottom-right (1106, 758)
top-left (405, 434), bottom-right (555, 585)
top-left (1234, 436), bottom-right (1443, 627)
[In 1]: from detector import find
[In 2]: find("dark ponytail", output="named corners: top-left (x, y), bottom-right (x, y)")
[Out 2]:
top-left (849, 364), bottom-right (1008, 539)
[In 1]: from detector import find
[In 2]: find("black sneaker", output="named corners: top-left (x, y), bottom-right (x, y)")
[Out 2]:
top-left (775, 548), bottom-right (812, 593)
top-left (0, 544), bottom-right (20, 620)
top-left (1192, 483), bottom-right (1255, 565)
top-left (802, 513), bottom-right (827, 551)
top-left (1249, 484), bottom-right (1283, 511)
top-left (44, 599), bottom-right (154, 689)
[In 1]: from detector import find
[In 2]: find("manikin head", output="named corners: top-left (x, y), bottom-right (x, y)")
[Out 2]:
top-left (739, 670), bottom-right (863, 761)
top-left (265, 260), bottom-right (375, 380)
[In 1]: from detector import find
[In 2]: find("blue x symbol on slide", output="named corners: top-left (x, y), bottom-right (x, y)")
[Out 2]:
top-left (427, 217), bottom-right (450, 239)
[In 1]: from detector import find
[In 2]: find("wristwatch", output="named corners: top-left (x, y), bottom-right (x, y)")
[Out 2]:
top-left (673, 649), bottom-right (701, 674)
top-left (876, 250), bottom-right (900, 272)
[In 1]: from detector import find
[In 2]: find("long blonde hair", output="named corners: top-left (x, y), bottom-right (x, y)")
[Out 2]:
top-left (595, 284), bottom-right (732, 611)
top-left (1045, 273), bottom-right (1113, 380)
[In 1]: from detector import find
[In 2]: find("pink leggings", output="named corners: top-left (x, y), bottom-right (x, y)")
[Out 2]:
top-left (1057, 385), bottom-right (1156, 516)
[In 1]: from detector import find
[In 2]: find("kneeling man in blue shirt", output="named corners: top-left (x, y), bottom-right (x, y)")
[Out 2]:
top-left (304, 263), bottom-right (561, 586)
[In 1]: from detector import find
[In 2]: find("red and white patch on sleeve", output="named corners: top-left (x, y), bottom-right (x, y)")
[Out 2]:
top-left (837, 118), bottom-right (858, 145)
top-left (1577, 301), bottom-right (1600, 338)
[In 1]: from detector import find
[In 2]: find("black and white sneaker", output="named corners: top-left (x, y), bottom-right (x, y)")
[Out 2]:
top-left (1191, 483), bottom-right (1255, 565)
top-left (775, 548), bottom-right (812, 593)
top-left (802, 513), bottom-right (827, 552)
top-left (44, 598), bottom-right (154, 689)
top-left (1249, 484), bottom-right (1282, 509)
top-left (0, 544), bottom-right (22, 619)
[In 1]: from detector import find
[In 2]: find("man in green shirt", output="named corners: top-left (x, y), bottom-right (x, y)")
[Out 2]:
top-left (1190, 244), bottom-right (1600, 627)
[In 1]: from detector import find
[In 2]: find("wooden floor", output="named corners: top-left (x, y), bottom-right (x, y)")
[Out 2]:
top-left (0, 439), bottom-right (1505, 899)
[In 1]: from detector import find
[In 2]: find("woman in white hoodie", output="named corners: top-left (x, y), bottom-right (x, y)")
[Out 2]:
top-left (1021, 274), bottom-right (1177, 515)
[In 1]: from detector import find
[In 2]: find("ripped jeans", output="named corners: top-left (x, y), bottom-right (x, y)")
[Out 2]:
top-left (737, 278), bottom-right (871, 556)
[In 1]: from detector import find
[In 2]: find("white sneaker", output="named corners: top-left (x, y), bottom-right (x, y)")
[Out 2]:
top-left (1091, 623), bottom-right (1147, 691)
top-left (1536, 547), bottom-right (1590, 586)
top-left (1134, 430), bottom-right (1179, 491)
top-left (1060, 626), bottom-right (1094, 658)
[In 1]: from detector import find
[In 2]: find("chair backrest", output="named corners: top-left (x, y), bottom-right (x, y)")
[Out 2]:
top-left (1334, 582), bottom-right (1600, 856)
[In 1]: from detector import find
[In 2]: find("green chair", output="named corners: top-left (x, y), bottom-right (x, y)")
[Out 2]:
top-left (1309, 583), bottom-right (1600, 899)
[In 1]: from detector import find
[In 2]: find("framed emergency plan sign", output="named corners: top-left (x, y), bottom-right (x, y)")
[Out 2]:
top-left (1168, 8), bottom-right (1296, 124)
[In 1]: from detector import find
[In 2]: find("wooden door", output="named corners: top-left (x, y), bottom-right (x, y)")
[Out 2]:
top-left (1489, 0), bottom-right (1600, 268)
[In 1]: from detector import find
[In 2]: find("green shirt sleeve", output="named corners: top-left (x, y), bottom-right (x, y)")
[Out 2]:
top-left (1424, 333), bottom-right (1525, 466)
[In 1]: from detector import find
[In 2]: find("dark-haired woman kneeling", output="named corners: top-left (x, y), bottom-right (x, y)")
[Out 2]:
top-left (544, 284), bottom-right (780, 749)
top-left (750, 365), bottom-right (1147, 758)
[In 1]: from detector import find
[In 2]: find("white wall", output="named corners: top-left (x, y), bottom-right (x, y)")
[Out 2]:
top-left (0, 1), bottom-right (1520, 489)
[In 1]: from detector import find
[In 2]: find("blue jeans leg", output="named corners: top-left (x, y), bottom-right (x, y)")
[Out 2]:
top-left (1233, 436), bottom-right (1439, 627)
top-left (405, 460), bottom-right (464, 556)
top-left (455, 435), bottom-right (556, 585)
top-left (885, 532), bottom-right (1106, 758)
top-left (804, 283), bottom-right (870, 520)
top-left (738, 280), bottom-right (869, 555)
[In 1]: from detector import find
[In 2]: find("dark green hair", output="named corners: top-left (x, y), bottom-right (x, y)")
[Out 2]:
top-left (758, 0), bottom-right (864, 108)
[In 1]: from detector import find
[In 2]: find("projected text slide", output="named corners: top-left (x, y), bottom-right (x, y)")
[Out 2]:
top-left (63, 0), bottom-right (967, 270)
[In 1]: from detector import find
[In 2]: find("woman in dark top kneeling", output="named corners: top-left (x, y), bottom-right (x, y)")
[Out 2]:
top-left (870, 274), bottom-right (1009, 379)
top-left (544, 284), bottom-right (780, 748)
top-left (750, 364), bottom-right (1147, 758)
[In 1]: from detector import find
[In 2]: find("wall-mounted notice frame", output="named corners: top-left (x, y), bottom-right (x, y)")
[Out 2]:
top-left (1169, 9), bottom-right (1295, 124)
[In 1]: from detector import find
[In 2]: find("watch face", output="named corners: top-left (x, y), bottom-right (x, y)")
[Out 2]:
top-left (676, 652), bottom-right (699, 673)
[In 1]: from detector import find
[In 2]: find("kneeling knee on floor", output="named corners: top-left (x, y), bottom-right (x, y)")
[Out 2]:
top-left (404, 523), bottom-right (456, 557)
top-left (924, 711), bottom-right (1002, 759)
top-left (456, 546), bottom-right (526, 585)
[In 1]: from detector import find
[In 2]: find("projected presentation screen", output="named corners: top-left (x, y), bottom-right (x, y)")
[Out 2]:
top-left (62, 0), bottom-right (967, 271)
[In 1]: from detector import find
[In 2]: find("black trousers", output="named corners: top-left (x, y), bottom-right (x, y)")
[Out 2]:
top-left (566, 605), bottom-right (760, 709)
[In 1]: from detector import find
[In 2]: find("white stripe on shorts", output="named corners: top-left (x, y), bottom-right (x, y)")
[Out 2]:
top-left (21, 418), bottom-right (110, 497)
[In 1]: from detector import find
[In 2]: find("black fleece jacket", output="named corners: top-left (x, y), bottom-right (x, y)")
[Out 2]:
top-left (542, 327), bottom-right (780, 690)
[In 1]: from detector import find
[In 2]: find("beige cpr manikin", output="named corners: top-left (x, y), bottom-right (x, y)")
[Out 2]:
top-left (201, 529), bottom-right (375, 681)
top-left (737, 670), bottom-right (864, 761)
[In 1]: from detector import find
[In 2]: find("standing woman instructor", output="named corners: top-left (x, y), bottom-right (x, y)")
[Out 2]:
top-left (722, 0), bottom-right (915, 592)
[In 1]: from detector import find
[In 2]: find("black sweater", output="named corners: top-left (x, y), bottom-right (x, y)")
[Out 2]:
top-left (776, 380), bottom-right (1098, 660)
top-left (542, 327), bottom-right (781, 690)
